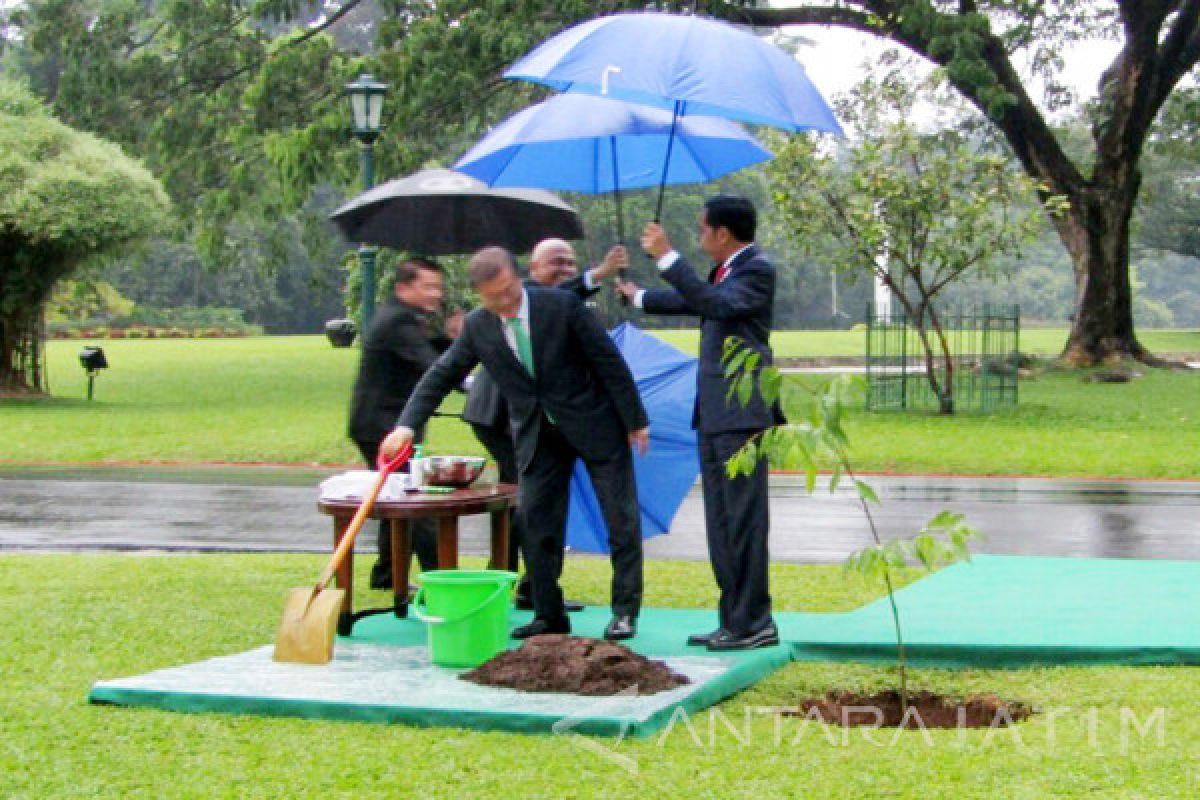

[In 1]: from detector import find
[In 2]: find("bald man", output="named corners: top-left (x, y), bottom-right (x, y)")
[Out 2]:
top-left (462, 239), bottom-right (627, 610)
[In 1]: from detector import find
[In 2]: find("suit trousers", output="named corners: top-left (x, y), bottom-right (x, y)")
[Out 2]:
top-left (698, 430), bottom-right (774, 636)
top-left (519, 421), bottom-right (643, 622)
top-left (353, 438), bottom-right (437, 576)
top-left (468, 420), bottom-right (528, 593)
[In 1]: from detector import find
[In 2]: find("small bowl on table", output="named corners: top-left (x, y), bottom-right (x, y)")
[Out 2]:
top-left (422, 456), bottom-right (488, 489)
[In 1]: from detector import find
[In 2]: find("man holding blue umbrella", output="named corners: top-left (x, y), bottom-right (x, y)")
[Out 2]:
top-left (617, 195), bottom-right (784, 651)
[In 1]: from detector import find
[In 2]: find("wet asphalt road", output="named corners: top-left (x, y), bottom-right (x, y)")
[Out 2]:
top-left (2, 465), bottom-right (1199, 563)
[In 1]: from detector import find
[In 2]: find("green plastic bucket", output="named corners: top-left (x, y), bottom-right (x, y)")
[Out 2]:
top-left (412, 569), bottom-right (519, 668)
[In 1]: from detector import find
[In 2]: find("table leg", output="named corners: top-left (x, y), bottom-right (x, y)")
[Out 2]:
top-left (488, 508), bottom-right (510, 571)
top-left (332, 516), bottom-right (354, 636)
top-left (437, 516), bottom-right (459, 569)
top-left (390, 519), bottom-right (411, 618)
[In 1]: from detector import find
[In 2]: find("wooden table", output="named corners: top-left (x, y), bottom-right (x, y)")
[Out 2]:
top-left (317, 483), bottom-right (518, 635)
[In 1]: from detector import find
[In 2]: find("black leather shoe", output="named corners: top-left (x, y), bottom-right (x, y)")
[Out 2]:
top-left (516, 596), bottom-right (586, 613)
top-left (511, 617), bottom-right (570, 639)
top-left (686, 628), bottom-right (728, 647)
top-left (603, 615), bottom-right (637, 641)
top-left (369, 565), bottom-right (392, 590)
top-left (706, 624), bottom-right (779, 652)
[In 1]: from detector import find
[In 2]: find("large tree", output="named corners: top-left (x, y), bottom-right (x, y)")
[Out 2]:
top-left (722, 1), bottom-right (1200, 366)
top-left (0, 79), bottom-right (169, 392)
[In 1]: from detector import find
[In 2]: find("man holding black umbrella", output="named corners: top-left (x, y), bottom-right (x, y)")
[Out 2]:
top-left (348, 257), bottom-right (462, 589)
top-left (617, 195), bottom-right (784, 651)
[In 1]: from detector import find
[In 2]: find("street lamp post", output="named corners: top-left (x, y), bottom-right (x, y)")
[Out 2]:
top-left (345, 73), bottom-right (389, 332)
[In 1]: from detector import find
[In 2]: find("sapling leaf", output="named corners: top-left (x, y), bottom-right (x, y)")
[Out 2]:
top-left (855, 480), bottom-right (880, 505)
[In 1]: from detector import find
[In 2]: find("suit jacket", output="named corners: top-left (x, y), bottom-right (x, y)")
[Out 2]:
top-left (641, 244), bottom-right (785, 434)
top-left (400, 287), bottom-right (648, 472)
top-left (348, 299), bottom-right (449, 444)
top-left (461, 275), bottom-right (598, 428)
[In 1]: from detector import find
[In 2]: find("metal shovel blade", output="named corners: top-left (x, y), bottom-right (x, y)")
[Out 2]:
top-left (272, 586), bottom-right (347, 665)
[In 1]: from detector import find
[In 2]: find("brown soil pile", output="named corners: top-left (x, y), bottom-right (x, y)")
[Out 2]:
top-left (460, 634), bottom-right (690, 696)
top-left (789, 690), bottom-right (1033, 729)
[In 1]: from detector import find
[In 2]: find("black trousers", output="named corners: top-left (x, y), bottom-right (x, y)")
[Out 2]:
top-left (520, 421), bottom-right (643, 622)
top-left (698, 430), bottom-right (774, 636)
top-left (468, 420), bottom-right (525, 585)
top-left (353, 438), bottom-right (437, 576)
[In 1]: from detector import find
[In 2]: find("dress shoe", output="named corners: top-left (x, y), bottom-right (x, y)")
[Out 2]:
top-left (603, 615), bottom-right (637, 641)
top-left (706, 624), bottom-right (779, 652)
top-left (369, 565), bottom-right (392, 590)
top-left (686, 628), bottom-right (729, 647)
top-left (515, 595), bottom-right (586, 613)
top-left (511, 617), bottom-right (571, 639)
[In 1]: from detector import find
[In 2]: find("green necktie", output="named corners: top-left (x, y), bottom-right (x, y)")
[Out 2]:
top-left (506, 316), bottom-right (535, 376)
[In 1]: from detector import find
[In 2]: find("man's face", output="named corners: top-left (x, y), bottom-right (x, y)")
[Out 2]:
top-left (698, 210), bottom-right (726, 262)
top-left (395, 268), bottom-right (444, 314)
top-left (475, 265), bottom-right (524, 318)
top-left (529, 241), bottom-right (578, 286)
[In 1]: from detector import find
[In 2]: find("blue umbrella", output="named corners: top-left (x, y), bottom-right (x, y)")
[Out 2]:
top-left (504, 12), bottom-right (840, 218)
top-left (454, 93), bottom-right (771, 194)
top-left (454, 92), bottom-right (770, 244)
top-left (504, 12), bottom-right (843, 134)
top-left (565, 323), bottom-right (699, 554)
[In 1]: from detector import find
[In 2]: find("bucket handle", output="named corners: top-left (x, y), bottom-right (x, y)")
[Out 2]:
top-left (411, 581), bottom-right (511, 626)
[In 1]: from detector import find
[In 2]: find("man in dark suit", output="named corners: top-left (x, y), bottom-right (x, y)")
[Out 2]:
top-left (461, 238), bottom-right (626, 610)
top-left (382, 247), bottom-right (649, 641)
top-left (348, 257), bottom-right (461, 590)
top-left (616, 195), bottom-right (784, 651)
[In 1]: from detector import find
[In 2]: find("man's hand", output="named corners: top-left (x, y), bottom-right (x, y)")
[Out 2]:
top-left (590, 245), bottom-right (628, 281)
top-left (628, 427), bottom-right (650, 457)
top-left (641, 222), bottom-right (671, 260)
top-left (613, 279), bottom-right (641, 304)
top-left (380, 426), bottom-right (415, 460)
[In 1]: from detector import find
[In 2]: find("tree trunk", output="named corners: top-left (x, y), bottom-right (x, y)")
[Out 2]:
top-left (1056, 180), bottom-right (1155, 367)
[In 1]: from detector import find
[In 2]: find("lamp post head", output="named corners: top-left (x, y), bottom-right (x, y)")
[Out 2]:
top-left (345, 73), bottom-right (389, 144)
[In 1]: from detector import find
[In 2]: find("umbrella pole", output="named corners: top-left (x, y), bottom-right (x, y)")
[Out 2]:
top-left (653, 100), bottom-right (683, 223)
top-left (611, 136), bottom-right (629, 309)
top-left (610, 136), bottom-right (626, 244)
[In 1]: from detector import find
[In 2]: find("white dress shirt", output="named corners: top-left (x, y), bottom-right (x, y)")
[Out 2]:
top-left (633, 244), bottom-right (753, 308)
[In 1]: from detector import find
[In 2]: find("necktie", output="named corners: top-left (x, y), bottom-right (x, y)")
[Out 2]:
top-left (506, 317), bottom-right (535, 376)
top-left (714, 263), bottom-right (731, 283)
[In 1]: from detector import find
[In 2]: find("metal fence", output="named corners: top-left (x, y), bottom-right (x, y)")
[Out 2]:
top-left (865, 304), bottom-right (1020, 412)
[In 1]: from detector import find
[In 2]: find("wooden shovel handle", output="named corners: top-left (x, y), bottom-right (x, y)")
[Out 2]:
top-left (314, 443), bottom-right (412, 590)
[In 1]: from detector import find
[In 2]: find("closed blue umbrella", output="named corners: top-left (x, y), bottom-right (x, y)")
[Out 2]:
top-left (504, 11), bottom-right (843, 135)
top-left (565, 323), bottom-right (699, 554)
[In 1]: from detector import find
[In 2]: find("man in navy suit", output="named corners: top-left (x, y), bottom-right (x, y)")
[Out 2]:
top-left (383, 247), bottom-right (649, 641)
top-left (617, 195), bottom-right (784, 651)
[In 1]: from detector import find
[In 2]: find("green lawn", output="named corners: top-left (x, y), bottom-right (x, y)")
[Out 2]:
top-left (2, 553), bottom-right (1192, 799)
top-left (3, 336), bottom-right (1197, 478)
top-left (651, 327), bottom-right (1200, 358)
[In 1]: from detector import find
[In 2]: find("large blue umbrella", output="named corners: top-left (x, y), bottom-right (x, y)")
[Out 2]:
top-left (504, 12), bottom-right (843, 135)
top-left (565, 323), bottom-right (699, 554)
top-left (454, 93), bottom-right (771, 194)
top-left (454, 92), bottom-right (771, 242)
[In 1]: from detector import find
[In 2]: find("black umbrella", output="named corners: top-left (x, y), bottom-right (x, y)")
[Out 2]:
top-left (328, 168), bottom-right (584, 255)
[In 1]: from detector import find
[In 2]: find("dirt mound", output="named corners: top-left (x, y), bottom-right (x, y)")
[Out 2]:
top-left (459, 634), bottom-right (690, 696)
top-left (790, 690), bottom-right (1033, 728)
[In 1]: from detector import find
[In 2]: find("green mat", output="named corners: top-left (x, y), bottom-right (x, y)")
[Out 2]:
top-left (787, 554), bottom-right (1200, 668)
top-left (89, 607), bottom-right (791, 738)
top-left (89, 555), bottom-right (1200, 735)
